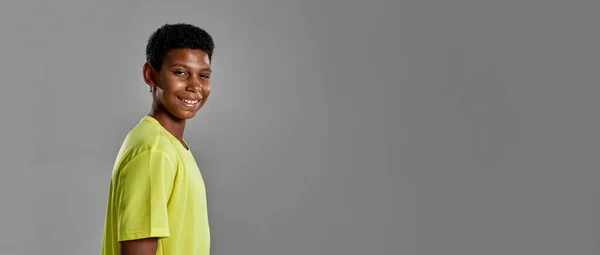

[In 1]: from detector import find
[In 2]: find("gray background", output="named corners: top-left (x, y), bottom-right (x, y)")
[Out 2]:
top-left (0, 0), bottom-right (597, 254)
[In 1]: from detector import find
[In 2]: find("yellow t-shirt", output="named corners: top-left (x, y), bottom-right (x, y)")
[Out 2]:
top-left (100, 116), bottom-right (210, 255)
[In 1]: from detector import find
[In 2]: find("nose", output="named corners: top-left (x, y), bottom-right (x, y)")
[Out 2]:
top-left (187, 79), bottom-right (203, 93)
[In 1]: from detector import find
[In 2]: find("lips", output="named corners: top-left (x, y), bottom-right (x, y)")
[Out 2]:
top-left (177, 96), bottom-right (201, 106)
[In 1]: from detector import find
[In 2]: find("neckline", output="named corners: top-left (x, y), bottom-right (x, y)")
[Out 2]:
top-left (143, 115), bottom-right (191, 151)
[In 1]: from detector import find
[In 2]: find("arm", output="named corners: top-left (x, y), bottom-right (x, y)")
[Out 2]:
top-left (116, 150), bottom-right (176, 253)
top-left (120, 238), bottom-right (158, 255)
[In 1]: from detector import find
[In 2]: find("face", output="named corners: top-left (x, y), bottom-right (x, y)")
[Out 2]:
top-left (144, 48), bottom-right (212, 120)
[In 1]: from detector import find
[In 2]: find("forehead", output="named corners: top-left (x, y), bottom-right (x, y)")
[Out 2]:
top-left (162, 48), bottom-right (210, 68)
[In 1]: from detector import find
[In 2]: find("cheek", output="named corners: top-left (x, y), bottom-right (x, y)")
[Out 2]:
top-left (156, 88), bottom-right (176, 106)
top-left (159, 78), bottom-right (183, 99)
top-left (204, 85), bottom-right (211, 97)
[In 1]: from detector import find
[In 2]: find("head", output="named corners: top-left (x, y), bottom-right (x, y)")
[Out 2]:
top-left (143, 23), bottom-right (215, 121)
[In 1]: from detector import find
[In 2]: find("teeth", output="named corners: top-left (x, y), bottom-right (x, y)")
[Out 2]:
top-left (179, 97), bottom-right (199, 104)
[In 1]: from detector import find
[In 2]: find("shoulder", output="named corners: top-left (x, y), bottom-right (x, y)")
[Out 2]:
top-left (115, 137), bottom-right (179, 179)
top-left (117, 120), bottom-right (180, 166)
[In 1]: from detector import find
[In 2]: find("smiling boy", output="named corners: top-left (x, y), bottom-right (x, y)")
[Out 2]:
top-left (100, 23), bottom-right (214, 255)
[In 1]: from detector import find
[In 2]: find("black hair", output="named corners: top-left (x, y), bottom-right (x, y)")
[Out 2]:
top-left (146, 23), bottom-right (215, 70)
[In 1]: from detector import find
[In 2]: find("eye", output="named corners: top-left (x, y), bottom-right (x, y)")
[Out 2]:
top-left (174, 70), bottom-right (187, 76)
top-left (200, 74), bottom-right (210, 79)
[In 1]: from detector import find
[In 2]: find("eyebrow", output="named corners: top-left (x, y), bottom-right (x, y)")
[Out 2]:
top-left (170, 64), bottom-right (212, 73)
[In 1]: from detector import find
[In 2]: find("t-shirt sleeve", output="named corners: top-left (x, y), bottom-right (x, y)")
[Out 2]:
top-left (115, 150), bottom-right (176, 241)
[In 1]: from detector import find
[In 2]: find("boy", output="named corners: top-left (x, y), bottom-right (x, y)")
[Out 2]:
top-left (100, 23), bottom-right (215, 255)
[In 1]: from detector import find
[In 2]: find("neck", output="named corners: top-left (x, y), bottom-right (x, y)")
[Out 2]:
top-left (149, 108), bottom-right (186, 142)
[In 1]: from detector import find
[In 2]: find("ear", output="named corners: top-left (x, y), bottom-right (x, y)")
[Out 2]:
top-left (142, 62), bottom-right (157, 88)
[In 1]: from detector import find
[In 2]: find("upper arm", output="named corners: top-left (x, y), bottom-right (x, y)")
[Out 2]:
top-left (120, 238), bottom-right (158, 255)
top-left (116, 150), bottom-right (177, 242)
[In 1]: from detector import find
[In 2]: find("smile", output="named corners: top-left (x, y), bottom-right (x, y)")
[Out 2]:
top-left (177, 97), bottom-right (200, 106)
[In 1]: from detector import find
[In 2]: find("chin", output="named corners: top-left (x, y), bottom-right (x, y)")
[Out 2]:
top-left (166, 104), bottom-right (204, 120)
top-left (178, 110), bottom-right (200, 120)
top-left (173, 113), bottom-right (195, 120)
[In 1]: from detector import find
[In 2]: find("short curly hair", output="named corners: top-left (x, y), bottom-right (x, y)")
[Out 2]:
top-left (146, 23), bottom-right (215, 70)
